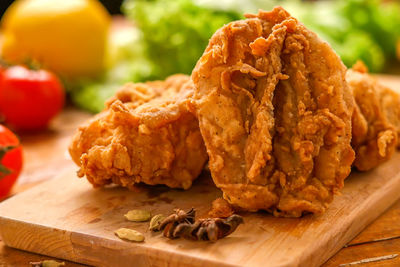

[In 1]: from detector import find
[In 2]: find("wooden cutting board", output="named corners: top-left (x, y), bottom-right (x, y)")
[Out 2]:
top-left (1, 151), bottom-right (400, 267)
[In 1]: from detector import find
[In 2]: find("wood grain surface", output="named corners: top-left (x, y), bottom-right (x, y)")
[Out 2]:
top-left (1, 150), bottom-right (400, 267)
top-left (0, 75), bottom-right (399, 266)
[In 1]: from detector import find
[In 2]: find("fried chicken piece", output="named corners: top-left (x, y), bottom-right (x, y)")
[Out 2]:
top-left (191, 7), bottom-right (355, 217)
top-left (69, 75), bottom-right (208, 190)
top-left (347, 62), bottom-right (400, 171)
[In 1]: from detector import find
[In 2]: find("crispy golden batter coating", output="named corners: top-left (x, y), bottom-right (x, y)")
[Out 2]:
top-left (208, 198), bottom-right (234, 218)
top-left (69, 75), bottom-right (208, 189)
top-left (348, 62), bottom-right (400, 171)
top-left (192, 7), bottom-right (354, 217)
top-left (381, 88), bottom-right (400, 147)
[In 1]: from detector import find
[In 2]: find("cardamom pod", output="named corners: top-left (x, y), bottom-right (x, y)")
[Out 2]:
top-left (115, 228), bottom-right (145, 242)
top-left (149, 214), bottom-right (166, 231)
top-left (124, 209), bottom-right (151, 222)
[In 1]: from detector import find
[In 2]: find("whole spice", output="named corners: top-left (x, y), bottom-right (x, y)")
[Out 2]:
top-left (29, 260), bottom-right (65, 267)
top-left (159, 208), bottom-right (243, 241)
top-left (124, 209), bottom-right (151, 222)
top-left (149, 214), bottom-right (166, 231)
top-left (158, 208), bottom-right (195, 238)
top-left (115, 228), bottom-right (145, 242)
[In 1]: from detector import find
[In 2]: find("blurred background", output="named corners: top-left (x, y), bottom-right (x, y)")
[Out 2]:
top-left (0, 0), bottom-right (400, 113)
top-left (0, 0), bottom-right (124, 15)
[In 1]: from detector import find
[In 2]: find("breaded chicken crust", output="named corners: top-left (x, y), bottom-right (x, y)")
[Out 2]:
top-left (69, 75), bottom-right (208, 190)
top-left (348, 62), bottom-right (400, 171)
top-left (191, 7), bottom-right (355, 217)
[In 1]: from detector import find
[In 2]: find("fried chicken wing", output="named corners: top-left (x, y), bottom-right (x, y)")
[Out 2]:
top-left (347, 62), bottom-right (400, 171)
top-left (69, 75), bottom-right (208, 190)
top-left (191, 7), bottom-right (354, 217)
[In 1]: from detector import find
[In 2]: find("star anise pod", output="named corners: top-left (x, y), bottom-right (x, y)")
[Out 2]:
top-left (158, 208), bottom-right (195, 238)
top-left (159, 208), bottom-right (243, 241)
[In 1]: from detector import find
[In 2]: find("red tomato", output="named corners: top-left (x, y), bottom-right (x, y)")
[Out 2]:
top-left (0, 125), bottom-right (23, 200)
top-left (0, 65), bottom-right (65, 130)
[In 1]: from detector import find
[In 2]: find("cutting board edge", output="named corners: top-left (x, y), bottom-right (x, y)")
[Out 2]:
top-left (302, 170), bottom-right (400, 267)
top-left (0, 215), bottom-right (241, 267)
top-left (0, 216), bottom-right (81, 264)
top-left (70, 230), bottom-right (240, 267)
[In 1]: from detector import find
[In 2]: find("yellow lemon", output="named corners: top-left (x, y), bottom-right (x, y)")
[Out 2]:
top-left (1, 0), bottom-right (111, 79)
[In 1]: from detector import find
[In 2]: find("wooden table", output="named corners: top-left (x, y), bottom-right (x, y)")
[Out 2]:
top-left (1, 80), bottom-right (400, 266)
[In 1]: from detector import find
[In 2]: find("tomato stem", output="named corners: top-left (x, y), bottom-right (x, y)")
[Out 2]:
top-left (0, 145), bottom-right (16, 179)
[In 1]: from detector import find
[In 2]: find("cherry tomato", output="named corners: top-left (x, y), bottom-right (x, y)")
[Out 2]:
top-left (0, 124), bottom-right (23, 200)
top-left (0, 65), bottom-right (65, 130)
